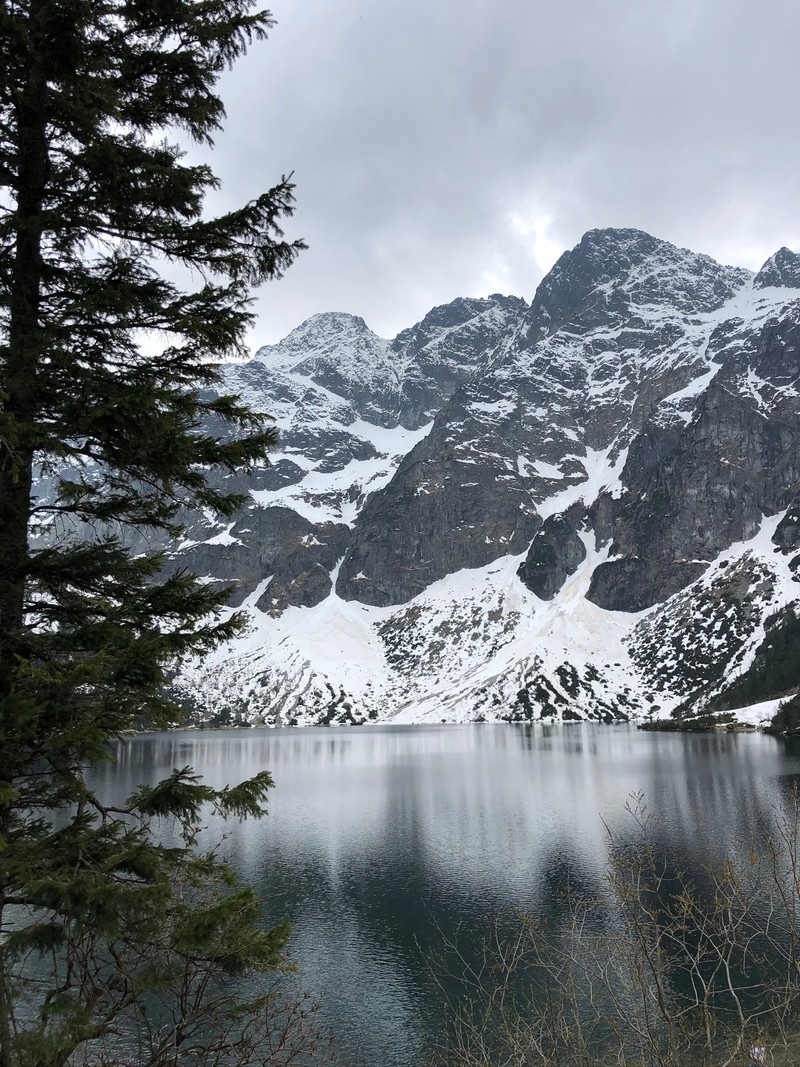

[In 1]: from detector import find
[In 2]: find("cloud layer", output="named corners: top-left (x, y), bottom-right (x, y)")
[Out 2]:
top-left (198, 0), bottom-right (800, 345)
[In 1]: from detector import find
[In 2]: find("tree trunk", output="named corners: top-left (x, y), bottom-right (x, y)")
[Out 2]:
top-left (0, 13), bottom-right (48, 1063)
top-left (0, 0), bottom-right (47, 693)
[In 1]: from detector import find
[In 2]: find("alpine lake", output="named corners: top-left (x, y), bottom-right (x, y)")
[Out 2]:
top-left (90, 723), bottom-right (800, 1067)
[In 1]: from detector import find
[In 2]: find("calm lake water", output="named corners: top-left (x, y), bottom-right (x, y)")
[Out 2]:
top-left (91, 723), bottom-right (800, 1066)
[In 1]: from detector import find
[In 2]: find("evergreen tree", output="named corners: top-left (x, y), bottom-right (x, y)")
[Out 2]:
top-left (0, 0), bottom-right (312, 1062)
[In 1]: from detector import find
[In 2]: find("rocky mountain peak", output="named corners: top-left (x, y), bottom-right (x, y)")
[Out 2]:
top-left (523, 228), bottom-right (751, 346)
top-left (169, 228), bottom-right (800, 732)
top-left (754, 247), bottom-right (800, 290)
top-left (247, 311), bottom-right (395, 427)
top-left (254, 311), bottom-right (386, 372)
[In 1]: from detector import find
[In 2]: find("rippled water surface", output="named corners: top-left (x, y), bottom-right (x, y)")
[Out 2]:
top-left (92, 723), bottom-right (800, 1066)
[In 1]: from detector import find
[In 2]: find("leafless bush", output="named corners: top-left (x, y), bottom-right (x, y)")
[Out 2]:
top-left (432, 790), bottom-right (800, 1067)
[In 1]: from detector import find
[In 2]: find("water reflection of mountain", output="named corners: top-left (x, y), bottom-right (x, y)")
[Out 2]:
top-left (92, 724), bottom-right (800, 1067)
top-left (103, 725), bottom-right (799, 889)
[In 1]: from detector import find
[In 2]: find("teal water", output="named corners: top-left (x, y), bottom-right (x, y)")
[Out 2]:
top-left (92, 723), bottom-right (800, 1066)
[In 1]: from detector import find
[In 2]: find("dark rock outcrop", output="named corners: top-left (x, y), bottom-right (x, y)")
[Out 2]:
top-left (589, 315), bottom-right (800, 610)
top-left (518, 511), bottom-right (587, 600)
top-left (754, 247), bottom-right (800, 290)
top-left (390, 295), bottom-right (528, 428)
top-left (337, 229), bottom-right (768, 608)
top-left (336, 421), bottom-right (541, 605)
top-left (79, 227), bottom-right (800, 725)
top-left (172, 506), bottom-right (350, 614)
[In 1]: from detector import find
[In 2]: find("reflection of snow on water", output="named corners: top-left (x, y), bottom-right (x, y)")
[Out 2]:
top-left (93, 724), bottom-right (800, 1067)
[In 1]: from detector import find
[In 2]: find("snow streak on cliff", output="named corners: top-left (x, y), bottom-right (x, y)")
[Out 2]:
top-left (174, 230), bottom-right (800, 727)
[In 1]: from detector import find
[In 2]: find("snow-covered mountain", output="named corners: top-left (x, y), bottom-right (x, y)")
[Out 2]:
top-left (174, 229), bottom-right (800, 728)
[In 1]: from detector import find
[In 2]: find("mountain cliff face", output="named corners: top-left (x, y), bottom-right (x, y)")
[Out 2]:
top-left (174, 229), bottom-right (800, 728)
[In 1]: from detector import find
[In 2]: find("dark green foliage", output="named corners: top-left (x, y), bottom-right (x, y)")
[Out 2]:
top-left (766, 694), bottom-right (800, 736)
top-left (0, 0), bottom-right (317, 1062)
top-left (555, 663), bottom-right (580, 699)
top-left (708, 607), bottom-right (800, 713)
top-left (629, 557), bottom-right (774, 705)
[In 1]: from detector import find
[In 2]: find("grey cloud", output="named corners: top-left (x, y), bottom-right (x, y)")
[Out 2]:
top-left (194, 0), bottom-right (800, 346)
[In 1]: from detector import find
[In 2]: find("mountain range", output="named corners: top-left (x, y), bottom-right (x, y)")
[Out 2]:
top-left (171, 228), bottom-right (800, 728)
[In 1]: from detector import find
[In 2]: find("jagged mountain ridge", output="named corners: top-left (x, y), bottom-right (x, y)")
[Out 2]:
top-left (168, 294), bottom-right (524, 613)
top-left (175, 228), bottom-right (800, 727)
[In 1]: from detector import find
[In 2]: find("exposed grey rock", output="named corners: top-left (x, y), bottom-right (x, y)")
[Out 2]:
top-left (255, 312), bottom-right (399, 428)
top-left (170, 506), bottom-right (349, 614)
top-left (524, 228), bottom-right (749, 344)
top-left (390, 294), bottom-right (527, 427)
top-left (236, 297), bottom-right (525, 439)
top-left (517, 509), bottom-right (587, 600)
top-left (336, 413), bottom-right (541, 606)
top-left (754, 247), bottom-right (800, 290)
top-left (774, 502), bottom-right (800, 555)
top-left (589, 313), bottom-right (800, 610)
top-left (41, 226), bottom-right (800, 726)
top-left (337, 229), bottom-right (761, 608)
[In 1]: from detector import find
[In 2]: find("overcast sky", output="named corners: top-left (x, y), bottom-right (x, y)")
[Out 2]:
top-left (196, 0), bottom-right (800, 348)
